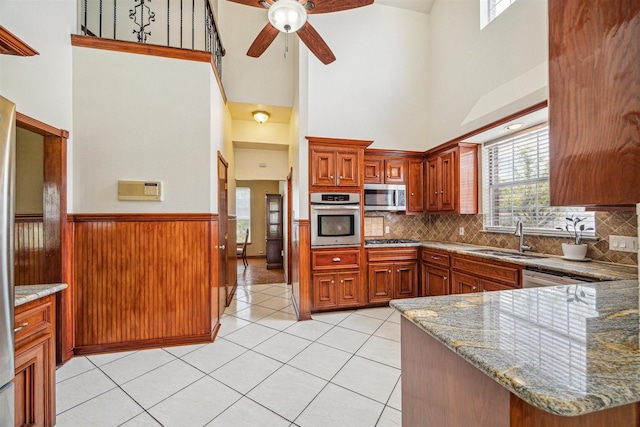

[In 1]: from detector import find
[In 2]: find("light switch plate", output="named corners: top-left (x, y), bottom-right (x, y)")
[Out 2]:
top-left (609, 235), bottom-right (638, 252)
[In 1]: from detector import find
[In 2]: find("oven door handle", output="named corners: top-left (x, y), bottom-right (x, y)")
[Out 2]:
top-left (310, 205), bottom-right (360, 210)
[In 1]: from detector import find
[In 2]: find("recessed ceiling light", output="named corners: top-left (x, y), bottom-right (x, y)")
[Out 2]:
top-left (506, 123), bottom-right (524, 131)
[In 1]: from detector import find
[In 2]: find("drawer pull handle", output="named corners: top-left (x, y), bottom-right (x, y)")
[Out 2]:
top-left (431, 256), bottom-right (439, 260)
top-left (332, 257), bottom-right (341, 262)
top-left (14, 322), bottom-right (28, 333)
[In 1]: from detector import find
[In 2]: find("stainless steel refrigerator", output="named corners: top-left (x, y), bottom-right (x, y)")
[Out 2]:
top-left (0, 95), bottom-right (16, 426)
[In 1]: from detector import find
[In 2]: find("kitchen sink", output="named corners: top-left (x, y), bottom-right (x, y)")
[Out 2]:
top-left (468, 248), bottom-right (548, 259)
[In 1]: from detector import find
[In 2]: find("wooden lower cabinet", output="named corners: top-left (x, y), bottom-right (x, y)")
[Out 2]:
top-left (422, 264), bottom-right (450, 296)
top-left (14, 295), bottom-right (56, 427)
top-left (451, 254), bottom-right (521, 294)
top-left (421, 249), bottom-right (451, 297)
top-left (311, 248), bottom-right (362, 311)
top-left (367, 248), bottom-right (419, 304)
top-left (312, 271), bottom-right (361, 309)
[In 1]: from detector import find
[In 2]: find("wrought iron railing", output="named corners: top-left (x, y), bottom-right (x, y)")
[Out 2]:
top-left (79, 0), bottom-right (225, 77)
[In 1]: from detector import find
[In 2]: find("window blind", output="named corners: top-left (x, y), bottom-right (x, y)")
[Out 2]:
top-left (482, 125), bottom-right (595, 234)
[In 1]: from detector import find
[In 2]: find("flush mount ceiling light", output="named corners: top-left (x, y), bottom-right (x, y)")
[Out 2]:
top-left (505, 123), bottom-right (524, 131)
top-left (268, 0), bottom-right (308, 33)
top-left (253, 110), bottom-right (270, 124)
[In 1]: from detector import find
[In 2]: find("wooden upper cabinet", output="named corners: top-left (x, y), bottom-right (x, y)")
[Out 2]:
top-left (364, 158), bottom-right (383, 183)
top-left (548, 0), bottom-right (640, 207)
top-left (425, 143), bottom-right (478, 214)
top-left (385, 160), bottom-right (406, 184)
top-left (308, 137), bottom-right (372, 189)
top-left (407, 157), bottom-right (425, 214)
top-left (364, 154), bottom-right (407, 184)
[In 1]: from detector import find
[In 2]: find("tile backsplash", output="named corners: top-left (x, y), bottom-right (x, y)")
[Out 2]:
top-left (365, 211), bottom-right (638, 265)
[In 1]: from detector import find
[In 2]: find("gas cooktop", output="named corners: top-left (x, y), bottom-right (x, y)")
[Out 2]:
top-left (365, 239), bottom-right (420, 245)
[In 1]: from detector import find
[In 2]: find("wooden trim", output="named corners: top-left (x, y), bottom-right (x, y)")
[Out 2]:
top-left (69, 213), bottom-right (218, 222)
top-left (438, 100), bottom-right (548, 147)
top-left (71, 35), bottom-right (227, 103)
top-left (0, 25), bottom-right (39, 56)
top-left (15, 214), bottom-right (43, 223)
top-left (16, 113), bottom-right (68, 138)
top-left (306, 136), bottom-right (374, 149)
top-left (73, 333), bottom-right (216, 355)
top-left (292, 219), bottom-right (312, 321)
top-left (365, 148), bottom-right (424, 158)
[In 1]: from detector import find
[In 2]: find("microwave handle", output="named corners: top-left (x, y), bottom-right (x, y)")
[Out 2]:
top-left (310, 205), bottom-right (360, 210)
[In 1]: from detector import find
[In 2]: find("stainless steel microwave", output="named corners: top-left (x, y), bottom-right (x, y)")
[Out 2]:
top-left (310, 193), bottom-right (361, 248)
top-left (364, 184), bottom-right (406, 211)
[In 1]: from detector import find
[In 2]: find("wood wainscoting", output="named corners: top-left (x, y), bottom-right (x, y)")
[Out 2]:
top-left (69, 213), bottom-right (220, 354)
top-left (15, 214), bottom-right (45, 285)
top-left (291, 219), bottom-right (311, 320)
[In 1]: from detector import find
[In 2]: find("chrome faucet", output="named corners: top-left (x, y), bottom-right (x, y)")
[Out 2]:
top-left (514, 220), bottom-right (532, 253)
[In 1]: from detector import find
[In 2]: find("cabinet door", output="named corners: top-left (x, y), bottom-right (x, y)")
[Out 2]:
top-left (15, 337), bottom-right (48, 427)
top-left (313, 273), bottom-right (337, 309)
top-left (422, 264), bottom-right (449, 297)
top-left (451, 271), bottom-right (480, 294)
top-left (311, 149), bottom-right (336, 186)
top-left (385, 160), bottom-right (406, 184)
top-left (336, 151), bottom-right (359, 187)
top-left (364, 159), bottom-right (383, 183)
top-left (368, 263), bottom-right (393, 303)
top-left (407, 159), bottom-right (425, 214)
top-left (426, 156), bottom-right (440, 212)
top-left (338, 272), bottom-right (361, 307)
top-left (393, 262), bottom-right (418, 299)
top-left (439, 150), bottom-right (456, 212)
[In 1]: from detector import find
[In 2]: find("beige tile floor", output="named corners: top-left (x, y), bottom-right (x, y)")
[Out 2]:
top-left (55, 283), bottom-right (402, 426)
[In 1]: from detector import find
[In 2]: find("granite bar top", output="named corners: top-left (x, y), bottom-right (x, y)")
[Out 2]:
top-left (420, 240), bottom-right (638, 281)
top-left (391, 279), bottom-right (640, 417)
top-left (15, 284), bottom-right (67, 307)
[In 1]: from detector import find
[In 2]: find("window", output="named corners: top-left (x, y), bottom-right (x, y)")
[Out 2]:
top-left (482, 125), bottom-right (595, 236)
top-left (236, 187), bottom-right (251, 243)
top-left (480, 0), bottom-right (517, 29)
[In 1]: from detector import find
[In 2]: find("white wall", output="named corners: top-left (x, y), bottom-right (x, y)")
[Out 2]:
top-left (426, 0), bottom-right (548, 147)
top-left (0, 0), bottom-right (76, 209)
top-left (218, 1), bottom-right (296, 107)
top-left (235, 148), bottom-right (289, 181)
top-left (306, 5), bottom-right (429, 151)
top-left (73, 47), bottom-right (218, 213)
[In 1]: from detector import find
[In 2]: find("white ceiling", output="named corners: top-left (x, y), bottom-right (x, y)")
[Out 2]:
top-left (375, 0), bottom-right (435, 14)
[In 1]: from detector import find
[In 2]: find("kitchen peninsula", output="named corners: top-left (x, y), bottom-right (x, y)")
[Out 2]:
top-left (391, 279), bottom-right (640, 426)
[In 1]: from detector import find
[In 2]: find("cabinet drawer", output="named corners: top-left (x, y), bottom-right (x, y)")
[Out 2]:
top-left (367, 248), bottom-right (418, 262)
top-left (14, 296), bottom-right (53, 344)
top-left (312, 250), bottom-right (360, 270)
top-left (421, 249), bottom-right (450, 267)
top-left (452, 256), bottom-right (521, 287)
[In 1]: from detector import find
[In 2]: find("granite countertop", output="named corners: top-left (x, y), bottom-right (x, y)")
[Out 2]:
top-left (391, 279), bottom-right (640, 417)
top-left (15, 284), bottom-right (67, 307)
top-left (419, 240), bottom-right (638, 281)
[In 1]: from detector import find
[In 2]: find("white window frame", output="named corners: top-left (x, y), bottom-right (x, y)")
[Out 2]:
top-left (480, 0), bottom-right (518, 29)
top-left (482, 124), bottom-right (596, 239)
top-left (236, 187), bottom-right (251, 244)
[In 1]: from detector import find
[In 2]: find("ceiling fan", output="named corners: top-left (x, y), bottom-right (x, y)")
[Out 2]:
top-left (228, 0), bottom-right (374, 64)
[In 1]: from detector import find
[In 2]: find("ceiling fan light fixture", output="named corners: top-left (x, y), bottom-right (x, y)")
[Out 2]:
top-left (268, 0), bottom-right (307, 33)
top-left (253, 110), bottom-right (271, 124)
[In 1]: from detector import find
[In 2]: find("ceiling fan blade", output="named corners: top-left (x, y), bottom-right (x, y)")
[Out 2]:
top-left (247, 23), bottom-right (280, 57)
top-left (226, 0), bottom-right (272, 9)
top-left (297, 22), bottom-right (336, 64)
top-left (307, 0), bottom-right (373, 14)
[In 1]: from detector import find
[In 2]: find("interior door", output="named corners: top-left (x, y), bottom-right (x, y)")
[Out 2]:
top-left (218, 153), bottom-right (228, 314)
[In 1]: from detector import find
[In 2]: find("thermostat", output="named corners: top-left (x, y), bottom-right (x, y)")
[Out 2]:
top-left (118, 180), bottom-right (162, 201)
